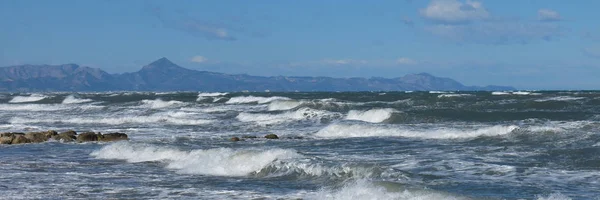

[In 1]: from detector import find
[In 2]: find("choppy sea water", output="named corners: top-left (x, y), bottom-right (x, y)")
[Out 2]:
top-left (1, 91), bottom-right (600, 199)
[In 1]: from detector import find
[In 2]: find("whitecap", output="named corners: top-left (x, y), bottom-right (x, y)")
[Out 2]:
top-left (8, 94), bottom-right (48, 103)
top-left (91, 142), bottom-right (301, 177)
top-left (141, 99), bottom-right (184, 109)
top-left (268, 100), bottom-right (303, 111)
top-left (226, 96), bottom-right (291, 104)
top-left (345, 108), bottom-right (396, 123)
top-left (315, 124), bottom-right (518, 139)
top-left (61, 95), bottom-right (93, 104)
top-left (309, 179), bottom-right (470, 200)
top-left (236, 107), bottom-right (341, 125)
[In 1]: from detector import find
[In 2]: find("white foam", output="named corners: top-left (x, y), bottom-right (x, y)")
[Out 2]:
top-left (310, 180), bottom-right (470, 200)
top-left (10, 115), bottom-right (212, 126)
top-left (141, 99), bottom-right (184, 109)
top-left (345, 108), bottom-right (396, 123)
top-left (236, 107), bottom-right (340, 125)
top-left (512, 91), bottom-right (542, 95)
top-left (491, 91), bottom-right (511, 95)
top-left (8, 94), bottom-right (47, 103)
top-left (268, 100), bottom-right (303, 111)
top-left (536, 193), bottom-right (572, 200)
top-left (61, 95), bottom-right (93, 104)
top-left (534, 96), bottom-right (585, 102)
top-left (437, 94), bottom-right (473, 98)
top-left (197, 92), bottom-right (228, 101)
top-left (0, 104), bottom-right (65, 111)
top-left (198, 92), bottom-right (228, 97)
top-left (226, 96), bottom-right (291, 104)
top-left (429, 91), bottom-right (450, 94)
top-left (315, 124), bottom-right (518, 139)
top-left (91, 142), bottom-right (301, 176)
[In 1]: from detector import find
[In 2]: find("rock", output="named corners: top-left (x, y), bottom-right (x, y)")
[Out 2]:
top-left (52, 130), bottom-right (77, 142)
top-left (230, 137), bottom-right (241, 142)
top-left (264, 134), bottom-right (279, 139)
top-left (0, 136), bottom-right (13, 144)
top-left (76, 132), bottom-right (99, 142)
top-left (241, 135), bottom-right (258, 139)
top-left (1, 133), bottom-right (25, 144)
top-left (25, 130), bottom-right (57, 143)
top-left (99, 132), bottom-right (128, 142)
top-left (0, 132), bottom-right (24, 137)
top-left (11, 135), bottom-right (31, 144)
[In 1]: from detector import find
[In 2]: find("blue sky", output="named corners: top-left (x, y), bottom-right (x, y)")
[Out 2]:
top-left (1, 0), bottom-right (599, 89)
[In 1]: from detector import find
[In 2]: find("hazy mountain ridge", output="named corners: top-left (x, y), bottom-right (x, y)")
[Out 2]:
top-left (0, 58), bottom-right (515, 92)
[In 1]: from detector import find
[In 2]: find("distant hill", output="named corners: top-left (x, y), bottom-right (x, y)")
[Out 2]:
top-left (0, 58), bottom-right (515, 92)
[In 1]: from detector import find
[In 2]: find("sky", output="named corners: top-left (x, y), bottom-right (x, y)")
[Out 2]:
top-left (1, 0), bottom-right (600, 90)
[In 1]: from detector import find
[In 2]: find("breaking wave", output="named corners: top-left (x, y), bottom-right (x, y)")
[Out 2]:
top-left (438, 94), bottom-right (473, 98)
top-left (197, 92), bottom-right (228, 101)
top-left (236, 107), bottom-right (341, 125)
top-left (345, 108), bottom-right (396, 123)
top-left (268, 100), bottom-right (303, 111)
top-left (91, 142), bottom-right (301, 176)
top-left (534, 96), bottom-right (585, 102)
top-left (9, 114), bottom-right (211, 126)
top-left (226, 96), bottom-right (291, 104)
top-left (309, 179), bottom-right (471, 200)
top-left (61, 95), bottom-right (93, 104)
top-left (315, 124), bottom-right (519, 139)
top-left (141, 99), bottom-right (184, 109)
top-left (8, 94), bottom-right (48, 103)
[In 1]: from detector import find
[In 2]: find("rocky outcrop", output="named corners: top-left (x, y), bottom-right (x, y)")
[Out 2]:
top-left (98, 132), bottom-right (128, 142)
top-left (264, 134), bottom-right (279, 139)
top-left (0, 130), bottom-right (128, 145)
top-left (25, 130), bottom-right (57, 143)
top-left (52, 130), bottom-right (77, 142)
top-left (76, 132), bottom-right (99, 142)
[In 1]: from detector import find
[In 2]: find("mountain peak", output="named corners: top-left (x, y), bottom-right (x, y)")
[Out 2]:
top-left (141, 57), bottom-right (187, 72)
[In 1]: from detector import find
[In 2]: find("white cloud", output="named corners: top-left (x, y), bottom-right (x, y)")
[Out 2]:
top-left (396, 57), bottom-right (417, 65)
top-left (190, 55), bottom-right (207, 63)
top-left (322, 59), bottom-right (368, 65)
top-left (420, 0), bottom-right (489, 24)
top-left (538, 9), bottom-right (561, 22)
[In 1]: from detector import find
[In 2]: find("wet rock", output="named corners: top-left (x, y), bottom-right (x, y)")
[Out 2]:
top-left (99, 132), bottom-right (128, 142)
top-left (11, 135), bottom-right (31, 144)
top-left (52, 130), bottom-right (77, 142)
top-left (0, 136), bottom-right (13, 144)
top-left (76, 132), bottom-right (99, 142)
top-left (264, 134), bottom-right (279, 139)
top-left (230, 137), bottom-right (241, 142)
top-left (25, 130), bottom-right (57, 143)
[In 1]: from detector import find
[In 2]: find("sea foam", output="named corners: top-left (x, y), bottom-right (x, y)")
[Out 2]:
top-left (345, 108), bottom-right (396, 123)
top-left (226, 96), bottom-right (291, 104)
top-left (315, 124), bottom-right (519, 139)
top-left (268, 100), bottom-right (303, 111)
top-left (236, 107), bottom-right (341, 125)
top-left (61, 95), bottom-right (93, 104)
top-left (91, 142), bottom-right (301, 176)
top-left (309, 179), bottom-right (470, 200)
top-left (8, 94), bottom-right (48, 103)
top-left (141, 99), bottom-right (184, 109)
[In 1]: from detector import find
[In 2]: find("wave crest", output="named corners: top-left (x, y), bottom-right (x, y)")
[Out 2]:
top-left (226, 96), bottom-right (291, 104)
top-left (91, 142), bottom-right (301, 177)
top-left (9, 94), bottom-right (48, 103)
top-left (315, 124), bottom-right (519, 139)
top-left (345, 108), bottom-right (396, 123)
top-left (62, 95), bottom-right (93, 104)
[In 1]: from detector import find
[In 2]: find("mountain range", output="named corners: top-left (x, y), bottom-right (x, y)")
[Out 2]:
top-left (0, 58), bottom-right (515, 92)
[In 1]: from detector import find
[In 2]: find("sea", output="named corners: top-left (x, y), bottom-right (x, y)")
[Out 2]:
top-left (1, 91), bottom-right (599, 199)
